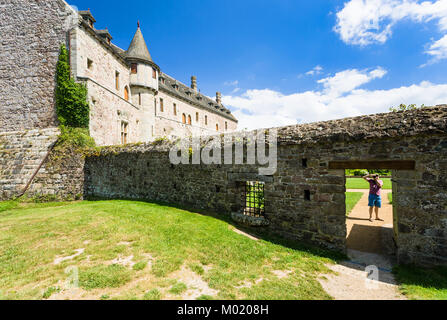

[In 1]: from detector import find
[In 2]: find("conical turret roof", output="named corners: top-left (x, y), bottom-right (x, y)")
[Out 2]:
top-left (126, 24), bottom-right (152, 62)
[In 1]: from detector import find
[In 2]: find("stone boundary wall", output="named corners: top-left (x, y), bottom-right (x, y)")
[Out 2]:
top-left (0, 128), bottom-right (61, 200)
top-left (85, 106), bottom-right (447, 267)
top-left (0, 0), bottom-right (76, 132)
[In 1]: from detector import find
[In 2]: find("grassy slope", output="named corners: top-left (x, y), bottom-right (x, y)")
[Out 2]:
top-left (346, 192), bottom-right (363, 216)
top-left (0, 200), bottom-right (338, 300)
top-left (346, 178), bottom-right (392, 190)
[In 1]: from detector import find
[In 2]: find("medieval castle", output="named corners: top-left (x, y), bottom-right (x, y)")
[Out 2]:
top-left (0, 1), bottom-right (238, 146)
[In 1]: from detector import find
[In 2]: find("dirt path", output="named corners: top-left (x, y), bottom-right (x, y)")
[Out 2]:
top-left (318, 189), bottom-right (406, 300)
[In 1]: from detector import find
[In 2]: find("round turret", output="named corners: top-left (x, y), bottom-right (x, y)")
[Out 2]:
top-left (126, 23), bottom-right (159, 92)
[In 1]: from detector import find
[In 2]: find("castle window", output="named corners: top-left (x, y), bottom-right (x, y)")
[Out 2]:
top-left (173, 104), bottom-right (177, 116)
top-left (124, 86), bottom-right (129, 101)
top-left (216, 124), bottom-right (219, 131)
top-left (152, 68), bottom-right (157, 79)
top-left (120, 121), bottom-right (128, 145)
top-left (225, 122), bottom-right (228, 131)
top-left (196, 112), bottom-right (199, 122)
top-left (87, 58), bottom-right (93, 70)
top-left (188, 115), bottom-right (192, 125)
top-left (115, 71), bottom-right (120, 90)
top-left (131, 63), bottom-right (138, 74)
top-left (160, 98), bottom-right (164, 112)
top-left (182, 114), bottom-right (186, 124)
top-left (138, 93), bottom-right (142, 105)
top-left (205, 115), bottom-right (208, 126)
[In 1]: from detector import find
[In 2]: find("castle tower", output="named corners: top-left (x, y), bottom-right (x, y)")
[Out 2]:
top-left (125, 22), bottom-right (160, 141)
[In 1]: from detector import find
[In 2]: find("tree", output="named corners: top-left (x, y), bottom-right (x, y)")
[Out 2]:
top-left (55, 44), bottom-right (90, 128)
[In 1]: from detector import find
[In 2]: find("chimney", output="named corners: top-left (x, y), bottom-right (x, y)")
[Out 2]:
top-left (216, 92), bottom-right (222, 105)
top-left (191, 76), bottom-right (197, 92)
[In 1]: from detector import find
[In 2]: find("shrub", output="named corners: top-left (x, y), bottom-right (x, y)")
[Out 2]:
top-left (56, 45), bottom-right (90, 128)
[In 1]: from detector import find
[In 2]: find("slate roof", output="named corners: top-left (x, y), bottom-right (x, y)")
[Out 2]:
top-left (159, 73), bottom-right (237, 122)
top-left (125, 27), bottom-right (153, 63)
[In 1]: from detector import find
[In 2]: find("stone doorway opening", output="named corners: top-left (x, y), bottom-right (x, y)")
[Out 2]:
top-left (345, 175), bottom-right (395, 257)
top-left (330, 160), bottom-right (416, 260)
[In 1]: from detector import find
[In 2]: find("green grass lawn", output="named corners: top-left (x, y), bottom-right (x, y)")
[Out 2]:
top-left (346, 192), bottom-right (363, 216)
top-left (394, 265), bottom-right (447, 300)
top-left (0, 200), bottom-right (339, 300)
top-left (346, 178), bottom-right (392, 190)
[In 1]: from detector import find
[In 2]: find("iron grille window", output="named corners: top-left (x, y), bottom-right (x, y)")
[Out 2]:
top-left (244, 181), bottom-right (265, 217)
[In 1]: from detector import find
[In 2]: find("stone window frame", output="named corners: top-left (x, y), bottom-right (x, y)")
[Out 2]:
top-left (160, 98), bottom-right (164, 112)
top-left (196, 112), bottom-right (199, 122)
top-left (115, 71), bottom-right (120, 91)
top-left (182, 114), bottom-right (186, 124)
top-left (216, 123), bottom-right (219, 131)
top-left (87, 58), bottom-right (93, 70)
top-left (131, 63), bottom-right (138, 74)
top-left (188, 115), bottom-right (192, 125)
top-left (152, 68), bottom-right (157, 79)
top-left (124, 86), bottom-right (130, 101)
top-left (205, 115), bottom-right (208, 126)
top-left (173, 103), bottom-right (177, 116)
top-left (120, 121), bottom-right (129, 145)
top-left (225, 121), bottom-right (228, 131)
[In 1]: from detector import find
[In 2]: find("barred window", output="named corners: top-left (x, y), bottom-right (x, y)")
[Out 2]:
top-left (243, 181), bottom-right (265, 217)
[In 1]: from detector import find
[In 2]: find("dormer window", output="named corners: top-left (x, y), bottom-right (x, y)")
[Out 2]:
top-left (79, 10), bottom-right (96, 29)
top-left (131, 63), bottom-right (138, 74)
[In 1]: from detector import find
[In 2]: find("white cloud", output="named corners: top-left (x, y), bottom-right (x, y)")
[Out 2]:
top-left (224, 80), bottom-right (239, 86)
top-left (426, 34), bottom-right (447, 62)
top-left (317, 67), bottom-right (387, 97)
top-left (223, 69), bottom-right (447, 130)
top-left (334, 0), bottom-right (447, 62)
top-left (305, 65), bottom-right (324, 76)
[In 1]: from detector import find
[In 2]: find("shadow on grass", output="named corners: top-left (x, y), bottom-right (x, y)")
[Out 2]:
top-left (84, 196), bottom-right (347, 263)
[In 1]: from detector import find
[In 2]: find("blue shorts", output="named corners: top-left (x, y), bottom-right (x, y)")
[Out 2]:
top-left (368, 194), bottom-right (382, 208)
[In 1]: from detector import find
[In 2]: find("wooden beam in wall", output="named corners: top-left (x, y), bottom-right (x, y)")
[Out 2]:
top-left (328, 160), bottom-right (416, 170)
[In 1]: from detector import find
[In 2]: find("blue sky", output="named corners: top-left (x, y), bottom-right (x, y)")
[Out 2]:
top-left (68, 0), bottom-right (447, 129)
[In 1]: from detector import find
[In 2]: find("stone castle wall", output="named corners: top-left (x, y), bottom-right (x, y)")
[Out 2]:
top-left (84, 106), bottom-right (447, 267)
top-left (0, 0), bottom-right (75, 132)
top-left (0, 128), bottom-right (61, 200)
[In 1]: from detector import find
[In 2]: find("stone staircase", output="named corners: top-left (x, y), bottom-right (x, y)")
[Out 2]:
top-left (0, 128), bottom-right (60, 200)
